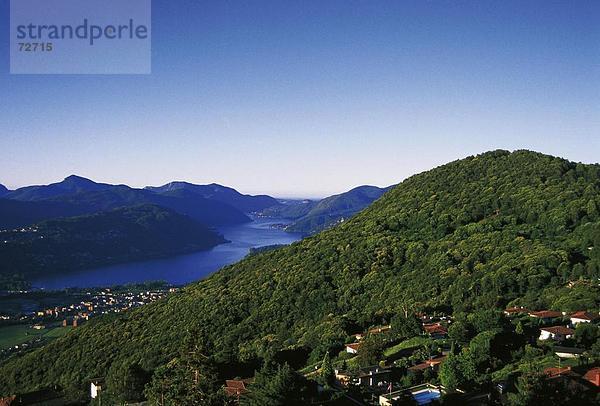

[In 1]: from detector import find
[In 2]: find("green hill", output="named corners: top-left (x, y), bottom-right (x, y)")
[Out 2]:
top-left (0, 205), bottom-right (226, 282)
top-left (1, 150), bottom-right (599, 395)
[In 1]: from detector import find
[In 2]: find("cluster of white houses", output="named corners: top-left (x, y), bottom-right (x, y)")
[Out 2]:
top-left (503, 308), bottom-right (599, 343)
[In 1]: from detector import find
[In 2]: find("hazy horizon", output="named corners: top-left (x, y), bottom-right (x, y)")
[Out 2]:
top-left (1, 1), bottom-right (599, 196)
top-left (2, 148), bottom-right (599, 199)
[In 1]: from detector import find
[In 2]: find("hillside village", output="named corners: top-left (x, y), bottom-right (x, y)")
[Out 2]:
top-left (224, 305), bottom-right (599, 405)
top-left (2, 295), bottom-right (598, 405)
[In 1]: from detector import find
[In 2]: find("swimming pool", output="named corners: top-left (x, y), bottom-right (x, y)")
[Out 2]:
top-left (412, 388), bottom-right (441, 405)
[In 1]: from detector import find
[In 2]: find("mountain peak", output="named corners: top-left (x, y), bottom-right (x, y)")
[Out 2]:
top-left (62, 175), bottom-right (96, 185)
top-left (5, 175), bottom-right (111, 201)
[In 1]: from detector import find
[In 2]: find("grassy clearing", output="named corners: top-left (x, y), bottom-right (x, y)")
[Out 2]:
top-left (383, 336), bottom-right (430, 358)
top-left (0, 325), bottom-right (72, 350)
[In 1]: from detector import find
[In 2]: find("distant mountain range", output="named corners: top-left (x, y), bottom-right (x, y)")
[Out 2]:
top-left (41, 186), bottom-right (250, 227)
top-left (261, 185), bottom-right (392, 234)
top-left (0, 205), bottom-right (226, 281)
top-left (0, 175), bottom-right (283, 229)
top-left (146, 181), bottom-right (281, 213)
top-left (1, 176), bottom-right (390, 235)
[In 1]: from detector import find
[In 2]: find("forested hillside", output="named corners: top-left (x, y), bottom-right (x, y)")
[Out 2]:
top-left (1, 150), bottom-right (599, 397)
top-left (0, 205), bottom-right (226, 281)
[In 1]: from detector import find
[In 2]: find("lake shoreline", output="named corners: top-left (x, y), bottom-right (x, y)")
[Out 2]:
top-left (31, 217), bottom-right (303, 290)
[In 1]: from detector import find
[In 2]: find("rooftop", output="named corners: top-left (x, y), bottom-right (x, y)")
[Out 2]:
top-left (544, 366), bottom-right (572, 378)
top-left (408, 356), bottom-right (447, 371)
top-left (583, 367), bottom-right (600, 387)
top-left (540, 326), bottom-right (575, 335)
top-left (570, 311), bottom-right (599, 321)
top-left (423, 323), bottom-right (447, 335)
top-left (529, 310), bottom-right (563, 318)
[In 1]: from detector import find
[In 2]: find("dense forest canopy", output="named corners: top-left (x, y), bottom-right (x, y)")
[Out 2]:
top-left (1, 150), bottom-right (599, 395)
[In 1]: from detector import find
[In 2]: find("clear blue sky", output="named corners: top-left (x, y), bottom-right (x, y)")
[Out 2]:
top-left (1, 0), bottom-right (598, 198)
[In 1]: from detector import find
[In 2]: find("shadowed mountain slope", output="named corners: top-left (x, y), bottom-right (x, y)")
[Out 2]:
top-left (0, 204), bottom-right (226, 280)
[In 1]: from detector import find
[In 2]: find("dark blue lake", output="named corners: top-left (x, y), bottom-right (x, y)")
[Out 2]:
top-left (31, 217), bottom-right (302, 290)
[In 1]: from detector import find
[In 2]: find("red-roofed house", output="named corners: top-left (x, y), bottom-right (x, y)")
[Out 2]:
top-left (408, 362), bottom-right (431, 372)
top-left (408, 356), bottom-right (448, 373)
top-left (544, 366), bottom-right (573, 378)
top-left (539, 326), bottom-right (575, 342)
top-left (423, 323), bottom-right (447, 339)
top-left (346, 342), bottom-right (361, 354)
top-left (529, 310), bottom-right (563, 323)
top-left (225, 379), bottom-right (253, 399)
top-left (570, 311), bottom-right (599, 325)
top-left (583, 367), bottom-right (600, 387)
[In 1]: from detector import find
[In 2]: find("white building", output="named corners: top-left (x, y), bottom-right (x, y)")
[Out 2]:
top-left (539, 326), bottom-right (575, 342)
top-left (570, 311), bottom-right (599, 325)
top-left (90, 380), bottom-right (104, 399)
top-left (554, 346), bottom-right (585, 359)
top-left (346, 343), bottom-right (361, 354)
